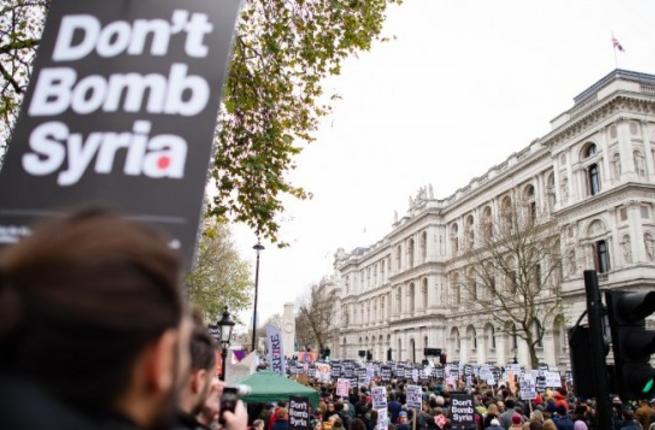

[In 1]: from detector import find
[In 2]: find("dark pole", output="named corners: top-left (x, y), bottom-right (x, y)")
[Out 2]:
top-left (251, 242), bottom-right (264, 352)
top-left (221, 347), bottom-right (227, 382)
top-left (583, 270), bottom-right (612, 430)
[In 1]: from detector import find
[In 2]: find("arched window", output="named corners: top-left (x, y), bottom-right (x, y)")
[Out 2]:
top-left (485, 324), bottom-right (496, 350)
top-left (547, 174), bottom-right (555, 212)
top-left (420, 231), bottom-right (427, 262)
top-left (588, 164), bottom-right (601, 196)
top-left (452, 273), bottom-right (461, 306)
top-left (524, 184), bottom-right (536, 223)
top-left (595, 240), bottom-right (610, 273)
top-left (582, 142), bottom-right (597, 159)
top-left (467, 326), bottom-right (477, 351)
top-left (451, 328), bottom-right (461, 352)
top-left (408, 239), bottom-right (415, 268)
top-left (408, 283), bottom-right (415, 313)
top-left (422, 278), bottom-right (428, 309)
top-left (468, 268), bottom-right (477, 301)
top-left (450, 224), bottom-right (459, 254)
top-left (501, 196), bottom-right (513, 229)
top-left (482, 206), bottom-right (493, 240)
top-left (465, 215), bottom-right (475, 249)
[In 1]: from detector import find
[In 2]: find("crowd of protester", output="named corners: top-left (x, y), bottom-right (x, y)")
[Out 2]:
top-left (1, 211), bottom-right (654, 430)
top-left (247, 376), bottom-right (655, 430)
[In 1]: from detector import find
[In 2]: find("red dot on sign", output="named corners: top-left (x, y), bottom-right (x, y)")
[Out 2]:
top-left (157, 156), bottom-right (171, 170)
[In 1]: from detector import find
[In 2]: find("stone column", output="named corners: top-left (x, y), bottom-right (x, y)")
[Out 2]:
top-left (599, 127), bottom-right (612, 189)
top-left (553, 158), bottom-right (562, 211)
top-left (460, 334), bottom-right (469, 364)
top-left (477, 331), bottom-right (487, 364)
top-left (629, 201), bottom-right (646, 263)
top-left (496, 334), bottom-right (507, 366)
top-left (642, 121), bottom-right (655, 181)
top-left (543, 328), bottom-right (557, 366)
top-left (566, 148), bottom-right (575, 202)
top-left (618, 120), bottom-right (636, 180)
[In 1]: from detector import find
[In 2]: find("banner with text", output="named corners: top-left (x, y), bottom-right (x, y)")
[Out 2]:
top-left (289, 396), bottom-right (310, 430)
top-left (0, 0), bottom-right (242, 265)
top-left (266, 324), bottom-right (286, 375)
top-left (450, 393), bottom-right (475, 430)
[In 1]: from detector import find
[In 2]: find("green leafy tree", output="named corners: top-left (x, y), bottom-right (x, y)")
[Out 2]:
top-left (0, 0), bottom-right (400, 243)
top-left (0, 1), bottom-right (47, 146)
top-left (186, 217), bottom-right (252, 322)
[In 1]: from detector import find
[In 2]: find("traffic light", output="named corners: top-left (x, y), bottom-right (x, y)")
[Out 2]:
top-left (568, 326), bottom-right (600, 398)
top-left (606, 290), bottom-right (655, 400)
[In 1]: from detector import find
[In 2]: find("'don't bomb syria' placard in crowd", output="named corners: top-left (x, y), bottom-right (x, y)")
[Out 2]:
top-left (0, 0), bottom-right (241, 265)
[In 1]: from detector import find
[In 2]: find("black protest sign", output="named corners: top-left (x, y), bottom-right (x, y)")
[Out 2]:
top-left (289, 396), bottom-right (311, 430)
top-left (380, 366), bottom-right (392, 383)
top-left (450, 393), bottom-right (475, 430)
top-left (0, 0), bottom-right (241, 266)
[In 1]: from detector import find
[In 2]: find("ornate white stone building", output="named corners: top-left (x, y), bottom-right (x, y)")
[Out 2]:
top-left (318, 69), bottom-right (655, 369)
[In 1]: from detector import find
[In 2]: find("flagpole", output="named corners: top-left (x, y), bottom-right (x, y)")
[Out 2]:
top-left (611, 31), bottom-right (617, 69)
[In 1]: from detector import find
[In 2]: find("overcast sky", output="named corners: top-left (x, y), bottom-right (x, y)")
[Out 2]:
top-left (230, 0), bottom-right (655, 330)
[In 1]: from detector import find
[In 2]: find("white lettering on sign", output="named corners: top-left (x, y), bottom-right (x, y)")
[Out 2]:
top-left (52, 11), bottom-right (213, 61)
top-left (23, 120), bottom-right (186, 185)
top-left (28, 64), bottom-right (209, 117)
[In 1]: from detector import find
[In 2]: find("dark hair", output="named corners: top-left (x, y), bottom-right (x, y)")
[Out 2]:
top-left (0, 209), bottom-right (184, 415)
top-left (349, 418), bottom-right (367, 430)
top-left (190, 311), bottom-right (216, 371)
top-left (529, 422), bottom-right (544, 430)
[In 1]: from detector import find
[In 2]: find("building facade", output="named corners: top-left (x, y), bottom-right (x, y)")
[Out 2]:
top-left (318, 69), bottom-right (655, 369)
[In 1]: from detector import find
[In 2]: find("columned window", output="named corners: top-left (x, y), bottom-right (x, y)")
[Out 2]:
top-left (595, 240), bottom-right (610, 273)
top-left (588, 163), bottom-right (601, 196)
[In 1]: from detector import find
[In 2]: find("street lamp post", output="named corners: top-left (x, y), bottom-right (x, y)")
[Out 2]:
top-left (216, 306), bottom-right (235, 381)
top-left (251, 242), bottom-right (264, 352)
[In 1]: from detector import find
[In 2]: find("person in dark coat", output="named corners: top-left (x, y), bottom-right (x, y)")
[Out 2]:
top-left (0, 212), bottom-right (249, 430)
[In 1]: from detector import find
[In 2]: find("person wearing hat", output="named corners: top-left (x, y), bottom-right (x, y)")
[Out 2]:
top-left (509, 415), bottom-right (524, 430)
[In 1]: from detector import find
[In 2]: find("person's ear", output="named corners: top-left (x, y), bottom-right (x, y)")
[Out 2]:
top-left (144, 328), bottom-right (179, 394)
top-left (192, 368), bottom-right (209, 394)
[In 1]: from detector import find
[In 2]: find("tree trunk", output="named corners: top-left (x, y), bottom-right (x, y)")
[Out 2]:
top-left (527, 344), bottom-right (539, 369)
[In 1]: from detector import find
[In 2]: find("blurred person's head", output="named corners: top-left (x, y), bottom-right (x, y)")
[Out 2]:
top-left (178, 311), bottom-right (216, 415)
top-left (0, 210), bottom-right (190, 429)
top-left (253, 419), bottom-right (266, 430)
top-left (350, 418), bottom-right (367, 430)
top-left (543, 419), bottom-right (557, 430)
